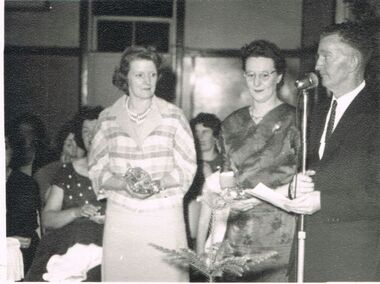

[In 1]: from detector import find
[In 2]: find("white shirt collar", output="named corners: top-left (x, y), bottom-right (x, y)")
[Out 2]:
top-left (318, 80), bottom-right (365, 159)
top-left (333, 80), bottom-right (365, 129)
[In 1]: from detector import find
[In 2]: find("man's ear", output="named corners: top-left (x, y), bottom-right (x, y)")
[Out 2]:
top-left (350, 50), bottom-right (362, 72)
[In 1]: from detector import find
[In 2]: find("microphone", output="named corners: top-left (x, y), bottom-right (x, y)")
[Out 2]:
top-left (295, 72), bottom-right (319, 90)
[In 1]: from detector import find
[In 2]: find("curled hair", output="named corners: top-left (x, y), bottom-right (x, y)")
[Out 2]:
top-left (321, 21), bottom-right (377, 67)
top-left (8, 113), bottom-right (50, 170)
top-left (241, 40), bottom-right (286, 76)
top-left (72, 106), bottom-right (103, 152)
top-left (10, 113), bottom-right (49, 147)
top-left (112, 46), bottom-right (162, 95)
top-left (54, 119), bottom-right (76, 160)
top-left (190, 112), bottom-right (221, 138)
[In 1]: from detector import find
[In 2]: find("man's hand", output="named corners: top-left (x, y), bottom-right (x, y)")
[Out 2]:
top-left (289, 170), bottom-right (315, 199)
top-left (13, 236), bottom-right (31, 249)
top-left (284, 191), bottom-right (321, 215)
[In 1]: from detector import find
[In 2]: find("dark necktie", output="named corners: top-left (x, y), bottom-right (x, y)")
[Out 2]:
top-left (325, 100), bottom-right (337, 141)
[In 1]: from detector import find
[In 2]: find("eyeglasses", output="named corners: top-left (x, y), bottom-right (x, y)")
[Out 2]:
top-left (244, 70), bottom-right (277, 82)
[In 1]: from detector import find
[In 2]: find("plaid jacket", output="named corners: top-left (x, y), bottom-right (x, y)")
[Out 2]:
top-left (88, 95), bottom-right (196, 211)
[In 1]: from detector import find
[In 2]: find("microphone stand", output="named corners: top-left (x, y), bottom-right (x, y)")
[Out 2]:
top-left (296, 89), bottom-right (309, 283)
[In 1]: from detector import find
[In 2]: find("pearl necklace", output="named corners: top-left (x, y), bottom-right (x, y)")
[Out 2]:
top-left (126, 97), bottom-right (152, 124)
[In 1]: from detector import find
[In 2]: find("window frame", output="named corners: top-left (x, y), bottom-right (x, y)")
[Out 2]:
top-left (91, 15), bottom-right (175, 54)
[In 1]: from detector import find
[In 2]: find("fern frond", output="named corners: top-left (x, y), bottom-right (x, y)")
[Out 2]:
top-left (213, 255), bottom-right (250, 276)
top-left (149, 243), bottom-right (212, 278)
top-left (218, 263), bottom-right (245, 276)
top-left (150, 234), bottom-right (278, 281)
top-left (247, 250), bottom-right (278, 265)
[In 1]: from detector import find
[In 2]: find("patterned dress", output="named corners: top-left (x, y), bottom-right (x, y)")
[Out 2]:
top-left (57, 163), bottom-right (105, 214)
top-left (220, 103), bottom-right (300, 282)
top-left (25, 163), bottom-right (105, 282)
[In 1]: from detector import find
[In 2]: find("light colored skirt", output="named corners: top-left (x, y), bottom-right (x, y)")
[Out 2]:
top-left (102, 200), bottom-right (189, 282)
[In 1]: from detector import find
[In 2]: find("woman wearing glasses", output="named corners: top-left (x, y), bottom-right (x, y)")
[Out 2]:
top-left (214, 40), bottom-right (302, 282)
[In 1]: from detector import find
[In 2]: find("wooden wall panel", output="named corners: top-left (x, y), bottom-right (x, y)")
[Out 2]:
top-left (5, 54), bottom-right (80, 146)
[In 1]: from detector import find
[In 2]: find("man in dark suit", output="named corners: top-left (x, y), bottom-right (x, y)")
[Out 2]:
top-left (286, 21), bottom-right (380, 282)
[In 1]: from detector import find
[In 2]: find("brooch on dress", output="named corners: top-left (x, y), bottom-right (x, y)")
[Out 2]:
top-left (272, 123), bottom-right (281, 133)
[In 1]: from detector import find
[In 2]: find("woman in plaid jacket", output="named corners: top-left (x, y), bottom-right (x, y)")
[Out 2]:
top-left (88, 46), bottom-right (197, 282)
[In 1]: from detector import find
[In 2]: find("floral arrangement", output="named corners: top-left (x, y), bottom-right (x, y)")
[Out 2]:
top-left (150, 241), bottom-right (276, 282)
top-left (151, 172), bottom-right (278, 281)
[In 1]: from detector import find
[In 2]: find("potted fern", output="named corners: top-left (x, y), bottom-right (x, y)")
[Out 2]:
top-left (151, 180), bottom-right (277, 282)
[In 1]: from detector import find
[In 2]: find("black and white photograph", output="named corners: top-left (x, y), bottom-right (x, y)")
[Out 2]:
top-left (2, 0), bottom-right (380, 282)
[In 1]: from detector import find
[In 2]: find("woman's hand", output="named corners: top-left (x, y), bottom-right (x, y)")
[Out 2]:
top-left (230, 197), bottom-right (261, 212)
top-left (13, 236), bottom-right (31, 249)
top-left (89, 215), bottom-right (105, 224)
top-left (160, 173), bottom-right (178, 189)
top-left (123, 181), bottom-right (154, 199)
top-left (219, 171), bottom-right (236, 189)
top-left (77, 204), bottom-right (101, 218)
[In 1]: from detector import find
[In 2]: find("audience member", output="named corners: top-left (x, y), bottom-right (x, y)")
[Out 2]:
top-left (34, 118), bottom-right (85, 207)
top-left (25, 106), bottom-right (105, 282)
top-left (185, 112), bottom-right (223, 281)
top-left (286, 21), bottom-right (380, 282)
top-left (184, 112), bottom-right (222, 249)
top-left (6, 128), bottom-right (41, 275)
top-left (88, 46), bottom-right (196, 282)
top-left (9, 113), bottom-right (53, 176)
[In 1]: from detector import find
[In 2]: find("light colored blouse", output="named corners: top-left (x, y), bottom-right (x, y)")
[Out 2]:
top-left (88, 95), bottom-right (197, 211)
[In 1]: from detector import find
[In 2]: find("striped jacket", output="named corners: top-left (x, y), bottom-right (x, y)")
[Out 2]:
top-left (88, 95), bottom-right (197, 211)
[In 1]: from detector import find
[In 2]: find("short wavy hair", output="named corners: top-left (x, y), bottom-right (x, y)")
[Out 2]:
top-left (241, 40), bottom-right (286, 77)
top-left (112, 46), bottom-right (162, 95)
top-left (321, 21), bottom-right (377, 68)
top-left (190, 112), bottom-right (221, 138)
top-left (8, 113), bottom-right (50, 170)
top-left (72, 106), bottom-right (103, 152)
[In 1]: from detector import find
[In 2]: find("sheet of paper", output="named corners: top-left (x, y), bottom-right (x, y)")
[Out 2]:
top-left (244, 183), bottom-right (291, 211)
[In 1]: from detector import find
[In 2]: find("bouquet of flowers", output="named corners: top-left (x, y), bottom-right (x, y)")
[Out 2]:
top-left (123, 167), bottom-right (161, 195)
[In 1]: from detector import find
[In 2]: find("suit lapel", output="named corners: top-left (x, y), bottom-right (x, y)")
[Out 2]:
top-left (321, 88), bottom-right (371, 160)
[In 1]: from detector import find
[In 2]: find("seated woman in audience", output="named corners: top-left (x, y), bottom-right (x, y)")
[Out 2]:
top-left (34, 119), bottom-right (85, 207)
top-left (6, 128), bottom-right (41, 276)
top-left (9, 113), bottom-right (53, 176)
top-left (25, 106), bottom-right (105, 282)
top-left (184, 112), bottom-right (223, 249)
top-left (196, 40), bottom-right (312, 282)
